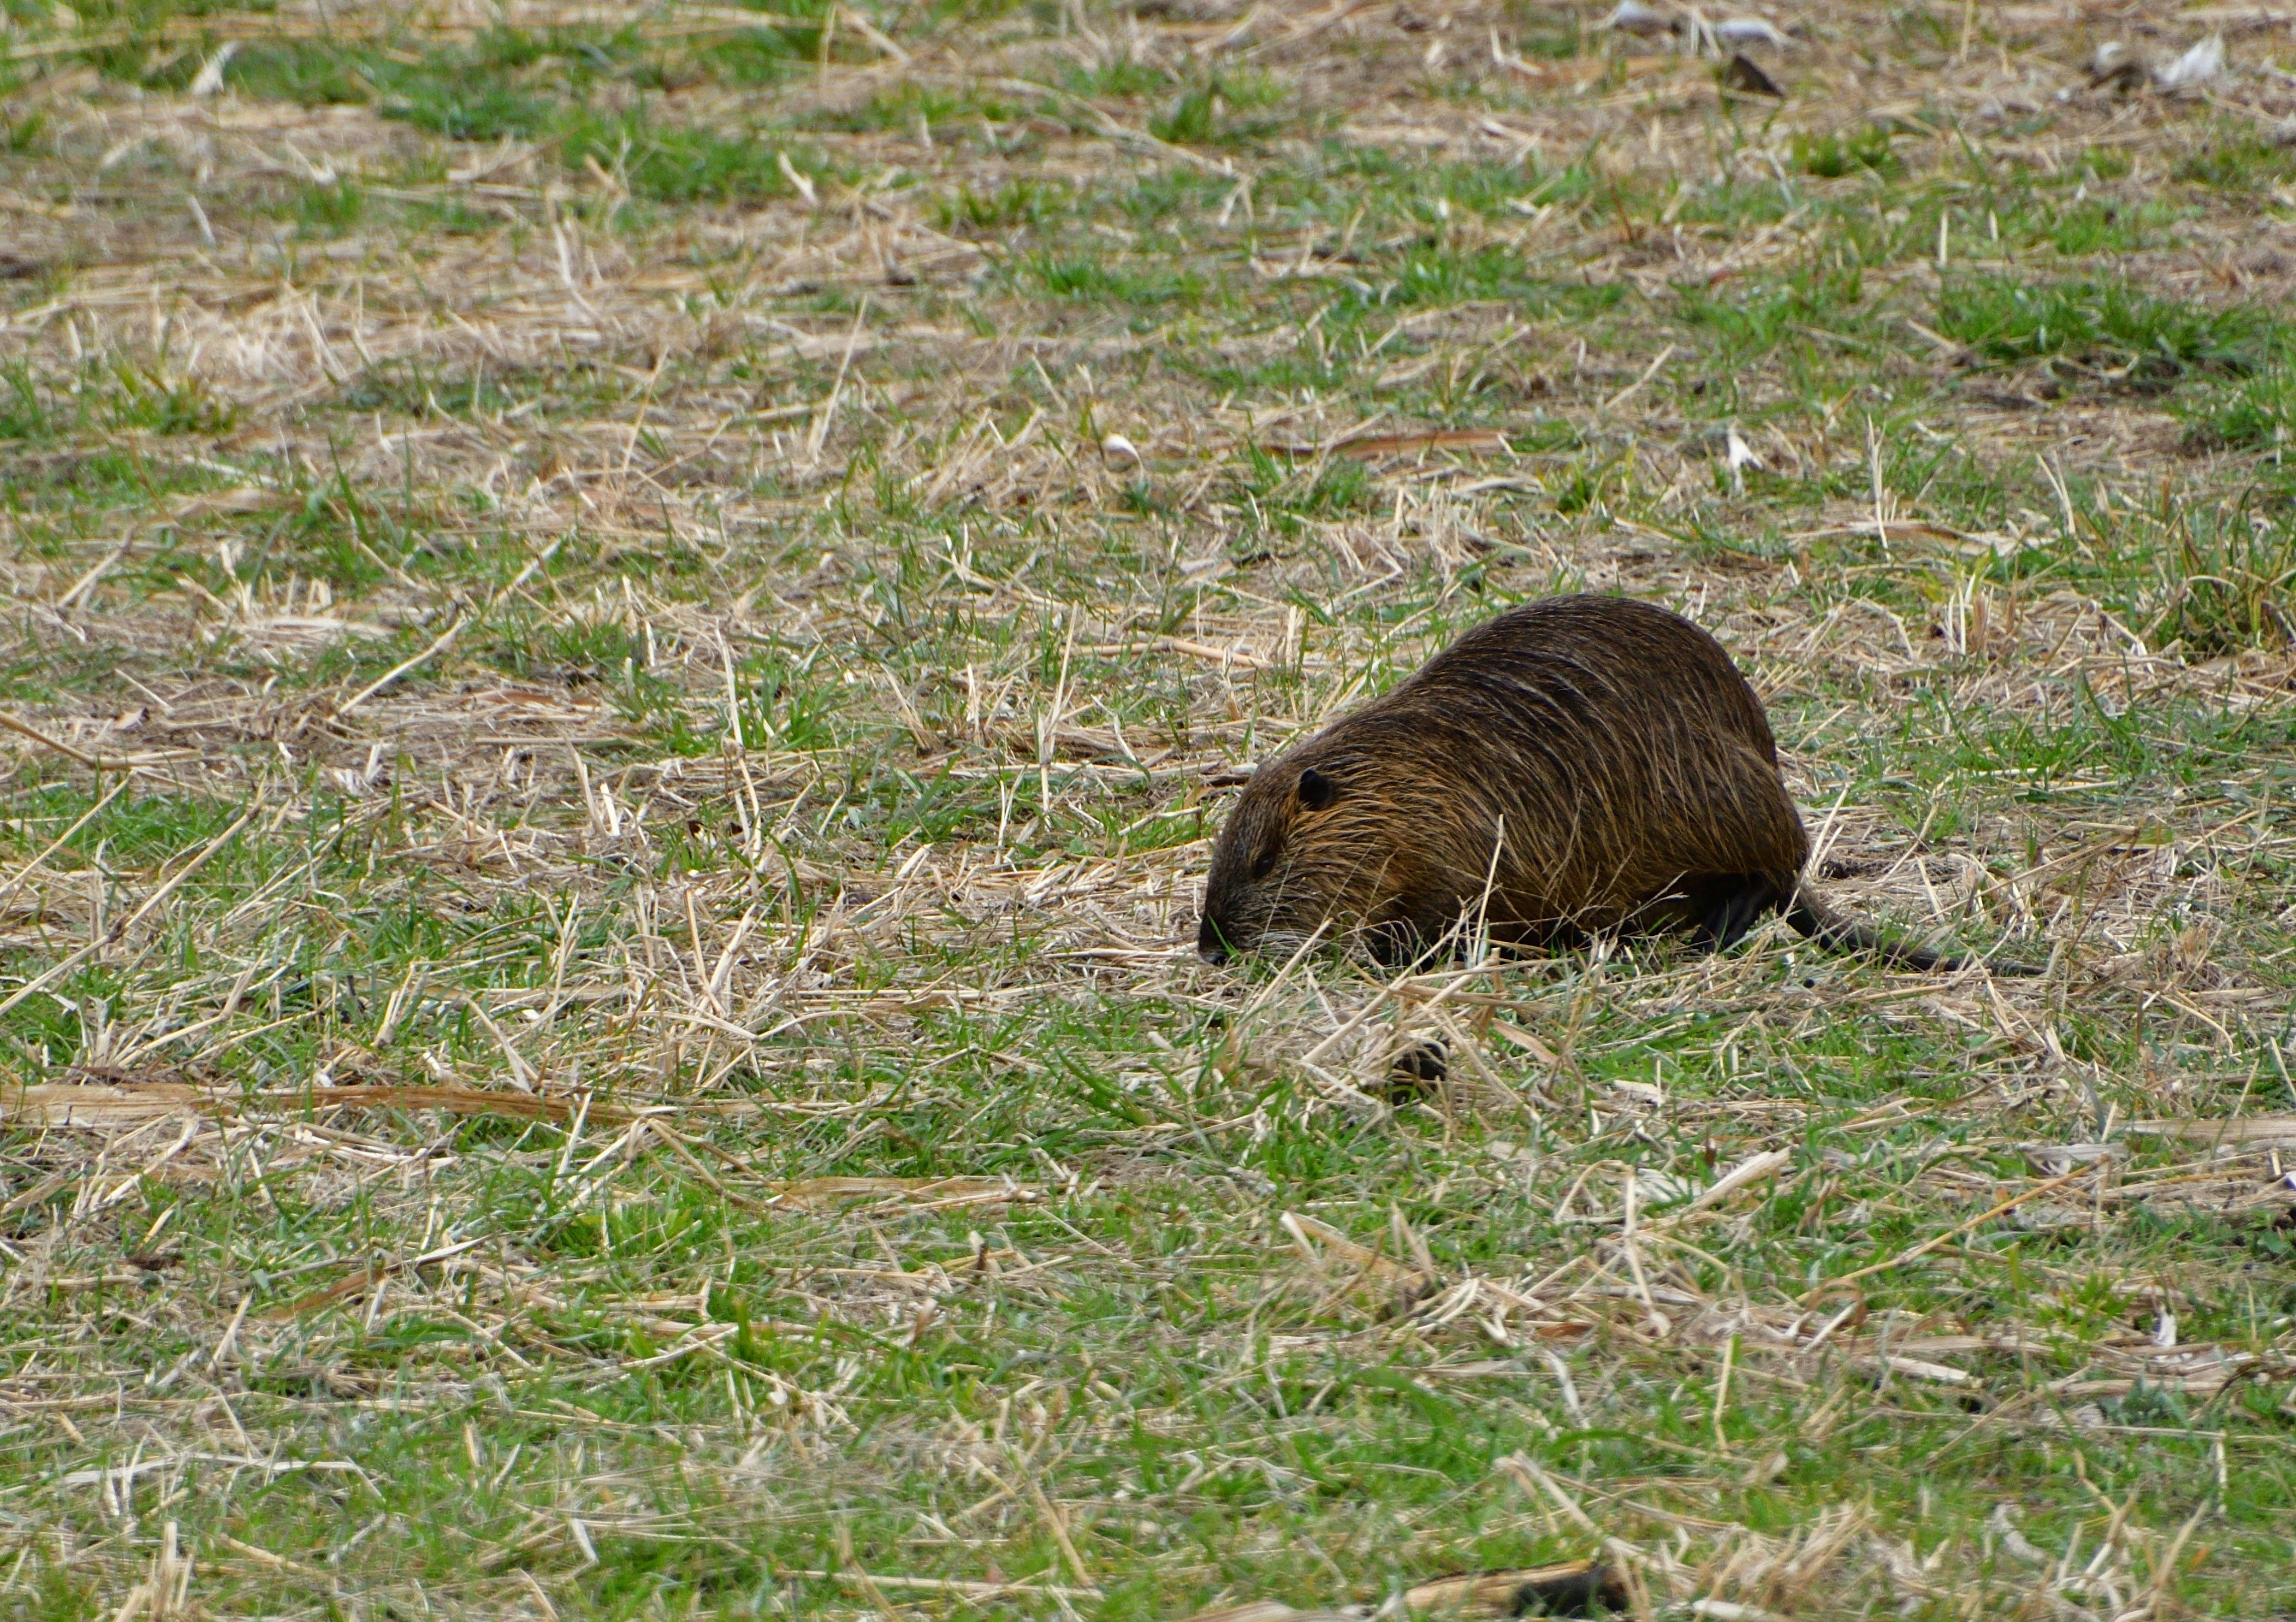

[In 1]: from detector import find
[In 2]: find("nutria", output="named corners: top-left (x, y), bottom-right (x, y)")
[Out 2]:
top-left (1196, 594), bottom-right (2033, 973)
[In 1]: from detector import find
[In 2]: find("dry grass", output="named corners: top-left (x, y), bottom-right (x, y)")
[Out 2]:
top-left (2, 0), bottom-right (2295, 1616)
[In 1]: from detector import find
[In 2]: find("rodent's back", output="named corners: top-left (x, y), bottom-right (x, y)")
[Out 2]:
top-left (1385, 596), bottom-right (1779, 760)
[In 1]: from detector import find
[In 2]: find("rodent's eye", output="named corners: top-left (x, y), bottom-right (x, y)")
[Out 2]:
top-left (1250, 846), bottom-right (1280, 881)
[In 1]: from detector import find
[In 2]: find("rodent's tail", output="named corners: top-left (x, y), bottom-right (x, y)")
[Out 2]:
top-left (1785, 892), bottom-right (2042, 975)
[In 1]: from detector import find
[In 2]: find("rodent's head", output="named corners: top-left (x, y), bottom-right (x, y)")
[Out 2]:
top-left (1198, 757), bottom-right (1399, 962)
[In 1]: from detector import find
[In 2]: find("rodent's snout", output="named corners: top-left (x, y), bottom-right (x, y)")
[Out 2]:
top-left (1195, 914), bottom-right (1231, 964)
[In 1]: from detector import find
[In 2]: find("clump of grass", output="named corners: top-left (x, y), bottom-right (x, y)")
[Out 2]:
top-left (220, 40), bottom-right (390, 105)
top-left (692, 23), bottom-right (821, 83)
top-left (1022, 252), bottom-right (1205, 306)
top-left (1147, 72), bottom-right (1287, 148)
top-left (734, 648), bottom-right (842, 750)
top-left (105, 365), bottom-right (237, 435)
top-left (340, 359), bottom-right (533, 421)
top-left (0, 371), bottom-right (51, 443)
top-left (217, 33), bottom-right (806, 197)
top-left (1512, 10), bottom-right (1584, 58)
top-left (1792, 125), bottom-right (1898, 179)
top-left (2041, 197), bottom-right (2174, 257)
top-left (271, 179), bottom-right (366, 235)
top-left (381, 75), bottom-right (560, 142)
top-left (1675, 263), bottom-right (1867, 358)
top-left (557, 111), bottom-right (804, 205)
top-left (218, 38), bottom-right (566, 139)
top-left (820, 82), bottom-right (1017, 134)
top-left (219, 31), bottom-right (687, 142)
top-left (1936, 276), bottom-right (2279, 385)
top-left (2173, 134), bottom-right (2296, 191)
top-left (0, 361), bottom-right (236, 440)
top-left (2141, 513), bottom-right (2296, 657)
top-left (2, 109), bottom-right (48, 154)
top-left (1229, 446), bottom-right (1375, 538)
top-left (2182, 370), bottom-right (2296, 451)
top-left (402, 196), bottom-right (509, 236)
top-left (930, 177), bottom-right (1064, 232)
top-left (1065, 54), bottom-right (1168, 98)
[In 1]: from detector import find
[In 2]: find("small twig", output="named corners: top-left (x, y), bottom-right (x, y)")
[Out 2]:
top-left (1020, 1472), bottom-right (1098, 1593)
top-left (331, 534), bottom-right (560, 721)
top-left (210, 1293), bottom-right (251, 1367)
top-left (804, 297), bottom-right (870, 465)
top-left (1497, 1453), bottom-right (1601, 1532)
top-left (454, 996), bottom-right (541, 1090)
top-left (1602, 344), bottom-right (1677, 413)
top-left (838, 4), bottom-right (909, 60)
top-left (54, 536), bottom-right (133, 611)
top-left (781, 1572), bottom-right (1097, 1601)
top-left (0, 710), bottom-right (114, 770)
top-left (336, 611), bottom-right (467, 716)
top-left (221, 1536), bottom-right (330, 1583)
top-left (646, 1121), bottom-right (776, 1215)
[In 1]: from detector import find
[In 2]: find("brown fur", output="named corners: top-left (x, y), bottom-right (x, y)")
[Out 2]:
top-left (1196, 594), bottom-right (2029, 972)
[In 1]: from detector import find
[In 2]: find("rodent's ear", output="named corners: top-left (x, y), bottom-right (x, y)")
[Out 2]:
top-left (1296, 767), bottom-right (1338, 812)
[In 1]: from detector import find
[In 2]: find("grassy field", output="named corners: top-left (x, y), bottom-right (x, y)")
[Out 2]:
top-left (4, 0), bottom-right (2296, 1615)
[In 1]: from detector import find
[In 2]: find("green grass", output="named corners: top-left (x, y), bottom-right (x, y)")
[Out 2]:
top-left (819, 81), bottom-right (1024, 134)
top-left (930, 177), bottom-right (1068, 231)
top-left (1935, 275), bottom-right (2282, 385)
top-left (559, 108), bottom-right (808, 205)
top-left (1792, 125), bottom-right (1900, 179)
top-left (2, 0), bottom-right (2296, 1616)
top-left (2182, 365), bottom-right (2296, 453)
top-left (2173, 132), bottom-right (2296, 192)
top-left (2, 107), bottom-right (48, 153)
top-left (148, 29), bottom-right (823, 191)
top-left (0, 359), bottom-right (238, 440)
top-left (1146, 73), bottom-right (1289, 149)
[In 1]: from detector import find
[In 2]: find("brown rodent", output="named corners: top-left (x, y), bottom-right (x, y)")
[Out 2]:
top-left (1196, 594), bottom-right (2034, 973)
